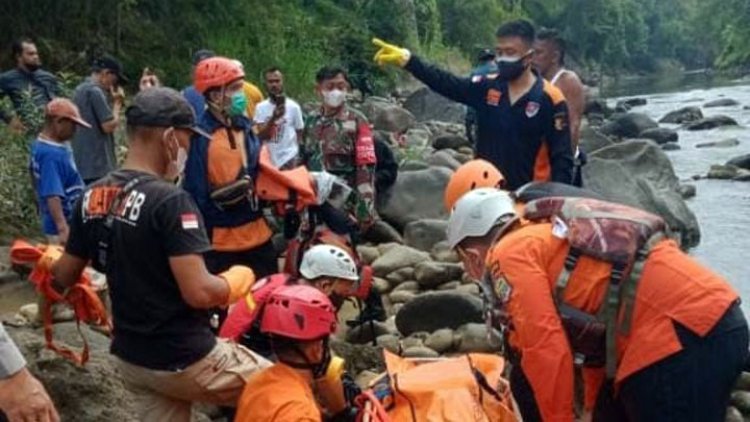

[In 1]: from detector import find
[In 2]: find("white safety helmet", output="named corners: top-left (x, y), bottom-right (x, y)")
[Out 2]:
top-left (446, 188), bottom-right (518, 249)
top-left (299, 244), bottom-right (359, 281)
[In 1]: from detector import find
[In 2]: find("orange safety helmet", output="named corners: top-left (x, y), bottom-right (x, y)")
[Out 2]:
top-left (194, 57), bottom-right (245, 94)
top-left (444, 159), bottom-right (506, 211)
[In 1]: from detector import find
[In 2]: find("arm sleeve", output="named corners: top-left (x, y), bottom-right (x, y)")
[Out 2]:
top-left (38, 157), bottom-right (65, 198)
top-left (89, 87), bottom-right (114, 126)
top-left (354, 119), bottom-right (377, 230)
top-left (0, 323), bottom-right (26, 379)
top-left (152, 191), bottom-right (212, 257)
top-left (490, 236), bottom-right (575, 422)
top-left (404, 55), bottom-right (486, 107)
top-left (65, 194), bottom-right (90, 259)
top-left (293, 104), bottom-right (305, 130)
top-left (547, 100), bottom-right (574, 184)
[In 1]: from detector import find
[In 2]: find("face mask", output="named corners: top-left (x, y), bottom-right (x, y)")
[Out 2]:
top-left (322, 89), bottom-right (346, 108)
top-left (496, 50), bottom-right (532, 82)
top-left (228, 91), bottom-right (247, 117)
top-left (165, 134), bottom-right (188, 181)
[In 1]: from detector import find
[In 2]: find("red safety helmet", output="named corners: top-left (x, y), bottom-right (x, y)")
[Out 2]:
top-left (261, 285), bottom-right (337, 341)
top-left (193, 57), bottom-right (245, 94)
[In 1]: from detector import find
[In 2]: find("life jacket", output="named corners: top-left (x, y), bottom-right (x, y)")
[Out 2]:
top-left (355, 351), bottom-right (519, 422)
top-left (9, 240), bottom-right (111, 366)
top-left (255, 145), bottom-right (317, 212)
top-left (521, 196), bottom-right (668, 379)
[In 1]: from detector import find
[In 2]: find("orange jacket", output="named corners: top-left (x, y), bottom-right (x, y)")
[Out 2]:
top-left (236, 363), bottom-right (322, 422)
top-left (486, 223), bottom-right (738, 421)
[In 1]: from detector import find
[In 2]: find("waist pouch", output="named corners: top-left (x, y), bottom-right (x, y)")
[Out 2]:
top-left (210, 176), bottom-right (252, 209)
top-left (559, 303), bottom-right (606, 367)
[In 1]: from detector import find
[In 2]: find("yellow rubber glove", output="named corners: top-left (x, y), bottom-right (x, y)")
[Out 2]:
top-left (372, 38), bottom-right (411, 67)
top-left (219, 266), bottom-right (256, 306)
top-left (37, 244), bottom-right (63, 273)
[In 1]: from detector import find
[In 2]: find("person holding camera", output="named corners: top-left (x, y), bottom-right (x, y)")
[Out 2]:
top-left (254, 68), bottom-right (304, 170)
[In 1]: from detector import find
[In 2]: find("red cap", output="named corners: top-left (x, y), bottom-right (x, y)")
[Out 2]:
top-left (46, 98), bottom-right (91, 128)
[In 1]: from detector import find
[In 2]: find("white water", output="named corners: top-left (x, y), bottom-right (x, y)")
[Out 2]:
top-left (611, 81), bottom-right (750, 315)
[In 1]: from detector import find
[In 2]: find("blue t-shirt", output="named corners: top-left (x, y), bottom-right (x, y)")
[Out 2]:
top-left (182, 85), bottom-right (205, 118)
top-left (30, 138), bottom-right (85, 235)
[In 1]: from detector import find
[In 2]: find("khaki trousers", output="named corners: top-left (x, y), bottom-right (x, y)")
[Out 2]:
top-left (115, 339), bottom-right (271, 422)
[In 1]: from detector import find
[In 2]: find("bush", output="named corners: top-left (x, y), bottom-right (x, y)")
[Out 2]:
top-left (0, 125), bottom-right (39, 241)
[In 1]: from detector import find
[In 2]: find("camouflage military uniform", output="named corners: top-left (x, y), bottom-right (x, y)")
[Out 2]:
top-left (301, 106), bottom-right (377, 232)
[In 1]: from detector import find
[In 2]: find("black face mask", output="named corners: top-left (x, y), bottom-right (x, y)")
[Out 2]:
top-left (495, 51), bottom-right (532, 82)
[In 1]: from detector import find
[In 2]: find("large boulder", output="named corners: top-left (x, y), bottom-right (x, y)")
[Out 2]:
top-left (404, 87), bottom-right (466, 124)
top-left (639, 127), bottom-right (678, 145)
top-left (685, 115), bottom-right (738, 131)
top-left (361, 97), bottom-right (416, 133)
top-left (377, 166), bottom-right (453, 229)
top-left (727, 153), bottom-right (750, 170)
top-left (403, 219), bottom-right (448, 252)
top-left (426, 150), bottom-right (462, 170)
top-left (413, 261), bottom-right (464, 288)
top-left (578, 125), bottom-right (617, 154)
top-left (704, 98), bottom-right (740, 108)
top-left (432, 134), bottom-right (470, 150)
top-left (659, 106), bottom-right (703, 124)
top-left (6, 325), bottom-right (137, 422)
top-left (584, 98), bottom-right (614, 117)
top-left (583, 140), bottom-right (701, 248)
top-left (600, 113), bottom-right (658, 138)
top-left (403, 128), bottom-right (431, 148)
top-left (371, 244), bottom-right (430, 277)
top-left (363, 220), bottom-right (404, 244)
top-left (455, 323), bottom-right (502, 353)
top-left (615, 97), bottom-right (647, 109)
top-left (395, 291), bottom-right (483, 336)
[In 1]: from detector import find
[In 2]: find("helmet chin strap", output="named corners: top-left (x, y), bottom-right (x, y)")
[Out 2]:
top-left (274, 338), bottom-right (332, 379)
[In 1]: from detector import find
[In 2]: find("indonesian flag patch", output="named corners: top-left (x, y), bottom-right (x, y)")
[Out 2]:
top-left (181, 213), bottom-right (200, 230)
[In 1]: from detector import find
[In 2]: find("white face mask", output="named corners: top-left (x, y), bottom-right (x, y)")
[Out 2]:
top-left (165, 135), bottom-right (188, 181)
top-left (322, 89), bottom-right (346, 108)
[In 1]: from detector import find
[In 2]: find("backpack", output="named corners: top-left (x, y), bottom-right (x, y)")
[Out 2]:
top-left (522, 196), bottom-right (668, 378)
top-left (355, 351), bottom-right (519, 422)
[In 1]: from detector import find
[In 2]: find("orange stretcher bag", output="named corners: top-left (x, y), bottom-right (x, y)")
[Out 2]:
top-left (355, 351), bottom-right (520, 422)
top-left (9, 239), bottom-right (111, 366)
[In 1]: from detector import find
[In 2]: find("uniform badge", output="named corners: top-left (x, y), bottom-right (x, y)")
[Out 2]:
top-left (525, 101), bottom-right (540, 118)
top-left (554, 112), bottom-right (568, 131)
top-left (486, 89), bottom-right (501, 106)
top-left (493, 274), bottom-right (513, 304)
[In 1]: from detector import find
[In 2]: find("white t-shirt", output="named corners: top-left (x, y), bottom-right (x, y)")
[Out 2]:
top-left (254, 98), bottom-right (305, 167)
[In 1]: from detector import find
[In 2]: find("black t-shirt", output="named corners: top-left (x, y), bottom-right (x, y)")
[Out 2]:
top-left (66, 169), bottom-right (215, 370)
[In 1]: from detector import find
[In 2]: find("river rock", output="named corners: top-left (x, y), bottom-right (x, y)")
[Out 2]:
top-left (404, 219), bottom-right (448, 252)
top-left (685, 115), bottom-right (738, 131)
top-left (455, 283), bottom-right (480, 296)
top-left (404, 128), bottom-right (431, 147)
top-left (374, 277), bottom-right (391, 294)
top-left (355, 370), bottom-right (381, 389)
top-left (430, 240), bottom-right (460, 263)
top-left (659, 106), bottom-right (703, 124)
top-left (583, 140), bottom-right (701, 248)
top-left (584, 98), bottom-right (614, 117)
top-left (372, 245), bottom-right (429, 277)
top-left (362, 97), bottom-right (416, 133)
top-left (18, 303), bottom-right (39, 322)
top-left (395, 291), bottom-right (483, 336)
top-left (404, 87), bottom-right (466, 123)
top-left (377, 242), bottom-right (400, 255)
top-left (437, 281), bottom-right (461, 290)
top-left (677, 184), bottom-right (696, 199)
top-left (727, 154), bottom-right (750, 170)
top-left (725, 406), bottom-right (744, 422)
top-left (389, 290), bottom-right (418, 304)
top-left (376, 334), bottom-right (401, 354)
top-left (639, 127), bottom-right (678, 145)
top-left (733, 170), bottom-right (750, 182)
top-left (731, 390), bottom-right (750, 414)
top-left (363, 220), bottom-right (404, 244)
top-left (330, 340), bottom-right (385, 374)
top-left (392, 281), bottom-right (420, 293)
top-left (433, 134), bottom-right (470, 150)
top-left (346, 321), bottom-right (393, 344)
top-left (377, 166), bottom-right (453, 229)
top-left (579, 125), bottom-right (617, 154)
top-left (427, 150), bottom-right (462, 170)
top-left (600, 113), bottom-right (658, 138)
top-left (386, 267), bottom-right (415, 285)
top-left (704, 98), bottom-right (740, 108)
top-left (402, 346), bottom-right (440, 358)
top-left (400, 335), bottom-right (425, 350)
top-left (414, 262), bottom-right (464, 288)
top-left (696, 138), bottom-right (740, 149)
top-left (616, 97), bottom-right (647, 109)
top-left (735, 372), bottom-right (750, 391)
top-left (357, 245), bottom-right (380, 265)
top-left (707, 165), bottom-right (739, 180)
top-left (5, 325), bottom-right (136, 421)
top-left (424, 328), bottom-right (456, 353)
top-left (455, 323), bottom-right (502, 353)
top-left (661, 143), bottom-right (681, 151)
top-left (400, 160), bottom-right (430, 171)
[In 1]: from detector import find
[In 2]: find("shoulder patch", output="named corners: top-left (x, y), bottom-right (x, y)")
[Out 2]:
top-left (486, 88), bottom-right (502, 106)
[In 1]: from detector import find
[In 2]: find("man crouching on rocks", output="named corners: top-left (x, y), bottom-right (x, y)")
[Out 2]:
top-left (53, 88), bottom-right (271, 421)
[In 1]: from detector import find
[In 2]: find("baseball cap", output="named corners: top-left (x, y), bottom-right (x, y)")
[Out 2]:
top-left (92, 55), bottom-right (128, 84)
top-left (125, 87), bottom-right (210, 138)
top-left (45, 98), bottom-right (91, 128)
top-left (192, 49), bottom-right (216, 66)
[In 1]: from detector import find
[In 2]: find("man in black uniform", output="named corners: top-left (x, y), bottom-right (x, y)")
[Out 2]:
top-left (373, 20), bottom-right (574, 190)
top-left (53, 88), bottom-right (270, 422)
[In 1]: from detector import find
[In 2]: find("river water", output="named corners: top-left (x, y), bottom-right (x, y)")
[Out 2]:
top-left (605, 74), bottom-right (750, 314)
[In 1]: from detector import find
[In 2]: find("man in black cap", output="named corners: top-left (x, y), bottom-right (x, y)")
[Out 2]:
top-left (54, 87), bottom-right (270, 422)
top-left (182, 49), bottom-right (215, 116)
top-left (70, 55), bottom-right (128, 185)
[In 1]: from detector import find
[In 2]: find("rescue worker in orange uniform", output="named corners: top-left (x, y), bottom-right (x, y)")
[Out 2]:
top-left (446, 188), bottom-right (748, 422)
top-left (182, 57), bottom-right (276, 278)
top-left (235, 284), bottom-right (341, 422)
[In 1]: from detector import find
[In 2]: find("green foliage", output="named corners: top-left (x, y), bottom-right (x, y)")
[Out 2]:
top-left (0, 123), bottom-right (39, 239)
